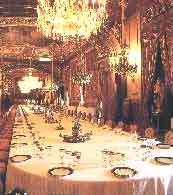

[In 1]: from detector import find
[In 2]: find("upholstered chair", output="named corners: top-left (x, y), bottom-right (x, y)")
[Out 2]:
top-left (164, 131), bottom-right (173, 145)
top-left (129, 124), bottom-right (138, 134)
top-left (77, 111), bottom-right (82, 118)
top-left (87, 113), bottom-right (92, 122)
top-left (82, 112), bottom-right (86, 120)
top-left (105, 120), bottom-right (113, 128)
top-left (144, 127), bottom-right (155, 138)
top-left (117, 121), bottom-right (124, 129)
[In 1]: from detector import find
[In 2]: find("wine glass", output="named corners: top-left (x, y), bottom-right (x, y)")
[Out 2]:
top-left (64, 150), bottom-right (73, 167)
top-left (59, 148), bottom-right (66, 164)
top-left (101, 149), bottom-right (109, 168)
top-left (72, 151), bottom-right (81, 166)
top-left (112, 152), bottom-right (125, 166)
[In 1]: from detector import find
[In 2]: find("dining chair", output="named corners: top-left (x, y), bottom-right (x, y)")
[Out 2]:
top-left (117, 121), bottom-right (124, 128)
top-left (99, 118), bottom-right (105, 127)
top-left (67, 110), bottom-right (71, 116)
top-left (93, 116), bottom-right (98, 124)
top-left (129, 124), bottom-right (138, 134)
top-left (87, 113), bottom-right (92, 122)
top-left (164, 131), bottom-right (173, 145)
top-left (144, 127), bottom-right (155, 138)
top-left (105, 120), bottom-right (113, 128)
top-left (77, 111), bottom-right (82, 118)
top-left (82, 112), bottom-right (86, 120)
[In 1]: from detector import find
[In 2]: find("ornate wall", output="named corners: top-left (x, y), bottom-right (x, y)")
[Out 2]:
top-left (63, 12), bottom-right (141, 122)
top-left (62, 1), bottom-right (173, 126)
top-left (141, 1), bottom-right (173, 127)
top-left (63, 48), bottom-right (118, 121)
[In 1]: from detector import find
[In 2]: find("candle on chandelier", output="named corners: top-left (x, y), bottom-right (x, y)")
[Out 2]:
top-left (171, 118), bottom-right (173, 129)
top-left (92, 0), bottom-right (95, 8)
top-left (66, 92), bottom-right (69, 106)
top-left (79, 86), bottom-right (84, 106)
top-left (61, 99), bottom-right (64, 106)
top-left (98, 1), bottom-right (100, 9)
top-left (100, 101), bottom-right (103, 109)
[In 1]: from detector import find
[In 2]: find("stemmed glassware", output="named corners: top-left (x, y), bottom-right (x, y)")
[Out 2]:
top-left (72, 151), bottom-right (81, 166)
top-left (64, 150), bottom-right (73, 166)
top-left (112, 152), bottom-right (126, 166)
top-left (59, 148), bottom-right (66, 164)
top-left (101, 149), bottom-right (111, 168)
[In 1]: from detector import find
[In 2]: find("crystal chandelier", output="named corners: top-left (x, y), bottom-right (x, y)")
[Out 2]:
top-left (36, 0), bottom-right (108, 40)
top-left (18, 69), bottom-right (43, 93)
top-left (108, 0), bottom-right (137, 77)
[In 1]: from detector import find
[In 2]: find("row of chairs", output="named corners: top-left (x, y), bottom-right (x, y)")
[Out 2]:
top-left (0, 106), bottom-right (17, 194)
top-left (144, 127), bottom-right (173, 144)
top-left (65, 109), bottom-right (173, 144)
top-left (0, 106), bottom-right (28, 195)
top-left (66, 110), bottom-right (92, 120)
top-left (66, 110), bottom-right (115, 128)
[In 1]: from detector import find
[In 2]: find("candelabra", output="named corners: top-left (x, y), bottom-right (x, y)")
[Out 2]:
top-left (56, 100), bottom-right (64, 130)
top-left (72, 50), bottom-right (92, 106)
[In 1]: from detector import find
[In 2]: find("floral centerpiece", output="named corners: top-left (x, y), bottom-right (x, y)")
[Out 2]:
top-left (72, 73), bottom-right (92, 85)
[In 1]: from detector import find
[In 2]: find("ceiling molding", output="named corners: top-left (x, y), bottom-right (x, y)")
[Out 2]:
top-left (0, 17), bottom-right (37, 27)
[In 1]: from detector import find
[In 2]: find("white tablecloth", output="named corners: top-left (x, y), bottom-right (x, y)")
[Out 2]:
top-left (5, 106), bottom-right (173, 195)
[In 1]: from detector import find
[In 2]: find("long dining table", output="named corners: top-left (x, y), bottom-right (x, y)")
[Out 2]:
top-left (5, 105), bottom-right (173, 195)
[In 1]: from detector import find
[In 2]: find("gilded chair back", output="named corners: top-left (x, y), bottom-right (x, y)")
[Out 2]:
top-left (164, 131), bottom-right (173, 145)
top-left (144, 127), bottom-right (155, 138)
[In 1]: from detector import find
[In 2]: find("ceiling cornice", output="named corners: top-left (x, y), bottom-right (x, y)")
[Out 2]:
top-left (0, 17), bottom-right (37, 27)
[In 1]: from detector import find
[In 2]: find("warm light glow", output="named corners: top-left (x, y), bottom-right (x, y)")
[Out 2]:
top-left (39, 57), bottom-right (52, 62)
top-left (129, 49), bottom-right (138, 65)
top-left (79, 86), bottom-right (84, 106)
top-left (100, 101), bottom-right (103, 109)
top-left (109, 45), bottom-right (138, 77)
top-left (18, 73), bottom-right (43, 93)
top-left (37, 0), bottom-right (107, 40)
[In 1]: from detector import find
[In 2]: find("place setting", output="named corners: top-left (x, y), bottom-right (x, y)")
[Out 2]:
top-left (153, 156), bottom-right (173, 165)
top-left (10, 142), bottom-right (28, 148)
top-left (137, 136), bottom-right (148, 141)
top-left (12, 134), bottom-right (27, 139)
top-left (101, 149), bottom-right (138, 179)
top-left (10, 155), bottom-right (32, 163)
top-left (111, 166), bottom-right (138, 179)
top-left (48, 166), bottom-right (74, 177)
top-left (47, 148), bottom-right (82, 178)
top-left (156, 143), bottom-right (171, 149)
top-left (99, 148), bottom-right (138, 179)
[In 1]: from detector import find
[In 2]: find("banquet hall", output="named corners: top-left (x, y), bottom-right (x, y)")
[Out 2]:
top-left (0, 0), bottom-right (173, 194)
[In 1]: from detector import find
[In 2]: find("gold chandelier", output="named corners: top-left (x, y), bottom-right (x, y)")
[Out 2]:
top-left (109, 44), bottom-right (137, 76)
top-left (36, 0), bottom-right (108, 40)
top-left (108, 0), bottom-right (137, 77)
